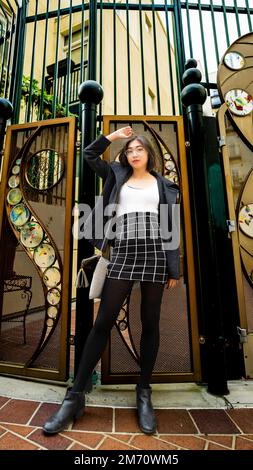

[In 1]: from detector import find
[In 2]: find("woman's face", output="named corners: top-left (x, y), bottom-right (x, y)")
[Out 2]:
top-left (125, 139), bottom-right (149, 171)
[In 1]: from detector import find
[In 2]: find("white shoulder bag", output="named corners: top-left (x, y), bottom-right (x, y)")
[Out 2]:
top-left (76, 248), bottom-right (110, 299)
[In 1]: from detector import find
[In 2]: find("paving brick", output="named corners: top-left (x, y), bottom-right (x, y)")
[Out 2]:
top-left (0, 399), bottom-right (40, 425)
top-left (62, 430), bottom-right (104, 448)
top-left (72, 406), bottom-right (113, 432)
top-left (156, 409), bottom-right (198, 434)
top-left (0, 397), bottom-right (9, 408)
top-left (0, 432), bottom-right (39, 450)
top-left (68, 442), bottom-right (90, 450)
top-left (227, 409), bottom-right (253, 434)
top-left (1, 423), bottom-right (35, 437)
top-left (160, 435), bottom-right (205, 450)
top-left (131, 435), bottom-right (178, 450)
top-left (0, 426), bottom-right (6, 436)
top-left (107, 433), bottom-right (133, 443)
top-left (29, 402), bottom-right (60, 427)
top-left (206, 435), bottom-right (233, 448)
top-left (28, 428), bottom-right (71, 450)
top-left (115, 408), bottom-right (140, 433)
top-left (235, 436), bottom-right (253, 450)
top-left (190, 409), bottom-right (240, 434)
top-left (207, 442), bottom-right (229, 450)
top-left (98, 437), bottom-right (135, 450)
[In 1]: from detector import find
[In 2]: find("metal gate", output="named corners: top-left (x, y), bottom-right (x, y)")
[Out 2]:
top-left (1, 2), bottom-right (252, 124)
top-left (101, 115), bottom-right (200, 383)
top-left (1, 1), bottom-right (253, 383)
top-left (0, 117), bottom-right (76, 380)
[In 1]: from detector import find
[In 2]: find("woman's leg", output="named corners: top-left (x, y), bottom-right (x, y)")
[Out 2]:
top-left (136, 281), bottom-right (164, 435)
top-left (72, 277), bottom-right (133, 392)
top-left (43, 277), bottom-right (133, 434)
top-left (139, 281), bottom-right (165, 386)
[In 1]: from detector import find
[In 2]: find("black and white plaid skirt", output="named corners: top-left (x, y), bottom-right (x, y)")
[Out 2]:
top-left (107, 212), bottom-right (168, 283)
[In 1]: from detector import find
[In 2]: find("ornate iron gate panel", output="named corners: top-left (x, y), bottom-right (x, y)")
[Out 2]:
top-left (0, 117), bottom-right (76, 381)
top-left (101, 115), bottom-right (200, 383)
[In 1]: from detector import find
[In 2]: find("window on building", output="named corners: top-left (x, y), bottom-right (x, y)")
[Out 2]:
top-left (63, 27), bottom-right (88, 64)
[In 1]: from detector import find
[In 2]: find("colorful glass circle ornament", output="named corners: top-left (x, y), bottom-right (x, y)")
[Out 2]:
top-left (46, 318), bottom-right (54, 327)
top-left (239, 204), bottom-right (253, 238)
top-left (47, 306), bottom-right (58, 319)
top-left (43, 267), bottom-right (61, 288)
top-left (20, 221), bottom-right (44, 248)
top-left (8, 175), bottom-right (20, 188)
top-left (12, 165), bottom-right (20, 175)
top-left (10, 203), bottom-right (30, 227)
top-left (47, 288), bottom-right (61, 305)
top-left (34, 243), bottom-right (55, 268)
top-left (224, 51), bottom-right (245, 70)
top-left (7, 188), bottom-right (22, 206)
top-left (225, 89), bottom-right (253, 116)
top-left (118, 320), bottom-right (127, 331)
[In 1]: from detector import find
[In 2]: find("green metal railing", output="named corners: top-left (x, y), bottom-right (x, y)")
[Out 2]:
top-left (0, 1), bottom-right (253, 123)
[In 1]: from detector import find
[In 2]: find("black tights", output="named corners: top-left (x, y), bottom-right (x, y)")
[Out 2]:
top-left (72, 278), bottom-right (165, 392)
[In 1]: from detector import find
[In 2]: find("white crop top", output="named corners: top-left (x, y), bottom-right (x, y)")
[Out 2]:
top-left (116, 181), bottom-right (159, 218)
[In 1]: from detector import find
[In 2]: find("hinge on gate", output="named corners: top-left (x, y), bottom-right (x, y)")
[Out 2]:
top-left (69, 335), bottom-right (75, 345)
top-left (226, 220), bottom-right (236, 233)
top-left (185, 141), bottom-right (190, 148)
top-left (218, 136), bottom-right (226, 147)
top-left (237, 327), bottom-right (247, 344)
top-left (75, 141), bottom-right (81, 148)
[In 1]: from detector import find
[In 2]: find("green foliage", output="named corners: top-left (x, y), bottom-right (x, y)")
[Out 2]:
top-left (21, 75), bottom-right (73, 119)
top-left (0, 69), bottom-right (9, 97)
top-left (21, 76), bottom-right (40, 106)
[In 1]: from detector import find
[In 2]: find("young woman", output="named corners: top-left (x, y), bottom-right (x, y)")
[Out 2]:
top-left (43, 126), bottom-right (179, 436)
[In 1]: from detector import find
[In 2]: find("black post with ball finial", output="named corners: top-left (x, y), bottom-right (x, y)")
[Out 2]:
top-left (0, 98), bottom-right (13, 169)
top-left (74, 80), bottom-right (104, 387)
top-left (181, 59), bottom-right (229, 395)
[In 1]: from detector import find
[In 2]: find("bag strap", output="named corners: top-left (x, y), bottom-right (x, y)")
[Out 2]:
top-left (75, 267), bottom-right (89, 288)
top-left (102, 244), bottom-right (110, 260)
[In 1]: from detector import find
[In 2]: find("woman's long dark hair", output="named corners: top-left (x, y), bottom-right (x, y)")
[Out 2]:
top-left (119, 135), bottom-right (156, 172)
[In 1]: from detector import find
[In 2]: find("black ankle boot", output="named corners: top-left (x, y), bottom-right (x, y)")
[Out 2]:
top-left (43, 389), bottom-right (85, 435)
top-left (136, 385), bottom-right (156, 434)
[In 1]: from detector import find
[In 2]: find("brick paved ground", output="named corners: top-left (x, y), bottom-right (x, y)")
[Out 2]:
top-left (1, 396), bottom-right (253, 450)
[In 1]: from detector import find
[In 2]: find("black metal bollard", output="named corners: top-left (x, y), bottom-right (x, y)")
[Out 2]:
top-left (74, 80), bottom-right (103, 391)
top-left (181, 60), bottom-right (229, 395)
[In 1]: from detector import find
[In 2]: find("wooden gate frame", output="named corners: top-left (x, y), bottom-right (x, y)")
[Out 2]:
top-left (101, 115), bottom-right (201, 383)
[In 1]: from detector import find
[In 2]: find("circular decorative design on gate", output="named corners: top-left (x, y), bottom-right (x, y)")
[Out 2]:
top-left (225, 89), bottom-right (253, 116)
top-left (47, 288), bottom-right (61, 305)
top-left (46, 318), bottom-right (54, 327)
top-left (25, 149), bottom-right (64, 190)
top-left (239, 204), bottom-right (253, 238)
top-left (34, 243), bottom-right (55, 268)
top-left (10, 203), bottom-right (30, 227)
top-left (47, 306), bottom-right (58, 319)
top-left (224, 51), bottom-right (245, 70)
top-left (8, 175), bottom-right (20, 188)
top-left (7, 188), bottom-right (22, 206)
top-left (12, 165), bottom-right (20, 175)
top-left (20, 221), bottom-right (44, 248)
top-left (43, 267), bottom-right (61, 288)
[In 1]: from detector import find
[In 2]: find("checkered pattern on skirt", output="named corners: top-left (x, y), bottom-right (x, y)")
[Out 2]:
top-left (107, 212), bottom-right (168, 283)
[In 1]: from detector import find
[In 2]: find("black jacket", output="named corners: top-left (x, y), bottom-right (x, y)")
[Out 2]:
top-left (83, 135), bottom-right (180, 279)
